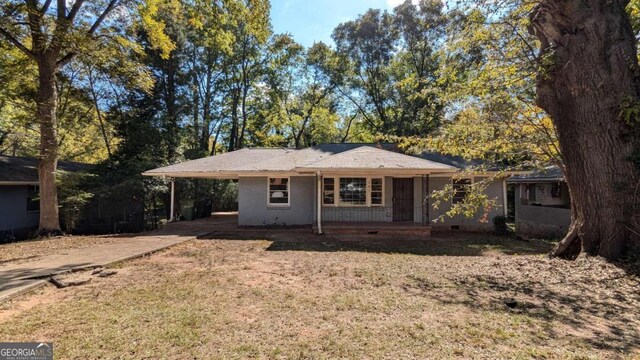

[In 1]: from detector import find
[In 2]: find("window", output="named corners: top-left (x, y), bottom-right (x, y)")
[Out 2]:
top-left (323, 177), bottom-right (385, 207)
top-left (527, 184), bottom-right (537, 202)
top-left (27, 185), bottom-right (40, 211)
top-left (370, 178), bottom-right (383, 206)
top-left (323, 178), bottom-right (335, 205)
top-left (551, 182), bottom-right (562, 198)
top-left (452, 179), bottom-right (471, 204)
top-left (339, 177), bottom-right (367, 206)
top-left (268, 177), bottom-right (289, 206)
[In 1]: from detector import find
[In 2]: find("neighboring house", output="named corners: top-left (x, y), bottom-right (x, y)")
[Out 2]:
top-left (508, 166), bottom-right (571, 238)
top-left (144, 143), bottom-right (511, 234)
top-left (0, 156), bottom-right (86, 239)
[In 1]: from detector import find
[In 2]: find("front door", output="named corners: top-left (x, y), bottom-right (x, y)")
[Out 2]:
top-left (393, 178), bottom-right (414, 222)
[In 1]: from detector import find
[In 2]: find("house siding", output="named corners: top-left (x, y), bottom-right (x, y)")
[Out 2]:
top-left (237, 175), bottom-right (506, 230)
top-left (429, 176), bottom-right (506, 231)
top-left (514, 183), bottom-right (571, 239)
top-left (238, 176), bottom-right (315, 226)
top-left (413, 177), bottom-right (424, 224)
top-left (0, 185), bottom-right (39, 234)
top-left (515, 204), bottom-right (570, 239)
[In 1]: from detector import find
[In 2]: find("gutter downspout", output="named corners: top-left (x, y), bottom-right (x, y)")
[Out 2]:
top-left (170, 179), bottom-right (175, 222)
top-left (316, 171), bottom-right (322, 234)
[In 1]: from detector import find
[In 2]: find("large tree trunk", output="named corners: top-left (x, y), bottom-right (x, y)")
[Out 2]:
top-left (36, 58), bottom-right (62, 235)
top-left (238, 84), bottom-right (249, 149)
top-left (228, 89), bottom-right (240, 152)
top-left (164, 55), bottom-right (179, 163)
top-left (530, 0), bottom-right (640, 260)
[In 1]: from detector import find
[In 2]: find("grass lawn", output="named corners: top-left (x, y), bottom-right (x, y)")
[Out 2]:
top-left (0, 232), bottom-right (638, 359)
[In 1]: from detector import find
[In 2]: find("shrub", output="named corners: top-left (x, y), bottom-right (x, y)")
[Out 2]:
top-left (492, 215), bottom-right (510, 236)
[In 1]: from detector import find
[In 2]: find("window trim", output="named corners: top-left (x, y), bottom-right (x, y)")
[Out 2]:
top-left (550, 182), bottom-right (562, 198)
top-left (26, 185), bottom-right (40, 212)
top-left (369, 177), bottom-right (384, 207)
top-left (322, 177), bottom-right (336, 206)
top-left (267, 177), bottom-right (290, 207)
top-left (322, 176), bottom-right (385, 207)
top-left (527, 183), bottom-right (537, 203)
top-left (452, 177), bottom-right (473, 205)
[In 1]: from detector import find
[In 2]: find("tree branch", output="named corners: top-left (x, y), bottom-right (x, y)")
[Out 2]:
top-left (57, 0), bottom-right (66, 19)
top-left (25, 0), bottom-right (46, 53)
top-left (89, 0), bottom-right (119, 34)
top-left (55, 0), bottom-right (118, 67)
top-left (0, 27), bottom-right (35, 59)
top-left (40, 0), bottom-right (53, 14)
top-left (56, 52), bottom-right (75, 67)
top-left (66, 0), bottom-right (85, 22)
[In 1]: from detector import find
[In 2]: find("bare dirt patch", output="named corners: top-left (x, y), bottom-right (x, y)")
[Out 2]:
top-left (0, 233), bottom-right (638, 359)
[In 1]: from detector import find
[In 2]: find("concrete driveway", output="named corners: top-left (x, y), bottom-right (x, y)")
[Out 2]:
top-left (0, 214), bottom-right (238, 302)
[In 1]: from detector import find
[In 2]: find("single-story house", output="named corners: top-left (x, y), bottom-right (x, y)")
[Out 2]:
top-left (508, 166), bottom-right (571, 238)
top-left (0, 155), bottom-right (86, 239)
top-left (143, 143), bottom-right (511, 235)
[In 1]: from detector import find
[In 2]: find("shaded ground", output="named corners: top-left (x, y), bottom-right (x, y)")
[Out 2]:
top-left (0, 232), bottom-right (638, 359)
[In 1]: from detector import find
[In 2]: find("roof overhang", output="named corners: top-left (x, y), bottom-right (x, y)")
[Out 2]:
top-left (143, 168), bottom-right (462, 179)
top-left (508, 178), bottom-right (565, 184)
top-left (141, 170), bottom-right (317, 179)
top-left (0, 181), bottom-right (39, 185)
top-left (143, 168), bottom-right (524, 178)
top-left (295, 167), bottom-right (459, 175)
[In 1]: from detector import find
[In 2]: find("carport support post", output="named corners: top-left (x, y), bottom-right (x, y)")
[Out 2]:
top-left (317, 171), bottom-right (322, 234)
top-left (502, 178), bottom-right (508, 217)
top-left (170, 179), bottom-right (175, 222)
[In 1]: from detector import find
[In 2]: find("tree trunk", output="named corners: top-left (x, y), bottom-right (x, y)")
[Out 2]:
top-left (87, 69), bottom-right (112, 157)
top-left (530, 0), bottom-right (640, 260)
top-left (238, 84), bottom-right (249, 149)
top-left (36, 58), bottom-right (62, 235)
top-left (200, 68), bottom-right (213, 153)
top-left (164, 56), bottom-right (179, 163)
top-left (228, 89), bottom-right (240, 152)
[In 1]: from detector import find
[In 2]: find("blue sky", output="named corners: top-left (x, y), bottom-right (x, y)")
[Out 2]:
top-left (271, 0), bottom-right (413, 47)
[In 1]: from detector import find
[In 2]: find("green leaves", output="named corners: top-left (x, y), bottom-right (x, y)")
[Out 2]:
top-left (620, 96), bottom-right (640, 126)
top-left (138, 0), bottom-right (178, 60)
top-left (332, 3), bottom-right (449, 137)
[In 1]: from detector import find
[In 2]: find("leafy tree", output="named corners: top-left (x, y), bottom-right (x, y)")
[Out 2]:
top-left (223, 0), bottom-right (272, 151)
top-left (529, 0), bottom-right (640, 259)
top-left (184, 0), bottom-right (235, 156)
top-left (265, 41), bottom-right (350, 148)
top-left (0, 0), bottom-right (173, 234)
top-left (441, 0), bottom-right (640, 260)
top-left (332, 1), bottom-right (449, 137)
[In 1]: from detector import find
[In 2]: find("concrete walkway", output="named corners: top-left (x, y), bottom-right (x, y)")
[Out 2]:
top-left (0, 215), bottom-right (232, 302)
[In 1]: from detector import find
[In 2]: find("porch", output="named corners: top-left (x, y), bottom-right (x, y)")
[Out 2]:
top-left (314, 221), bottom-right (431, 236)
top-left (178, 213), bottom-right (432, 237)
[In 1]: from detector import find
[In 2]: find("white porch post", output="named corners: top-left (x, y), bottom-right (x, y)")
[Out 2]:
top-left (316, 171), bottom-right (322, 234)
top-left (170, 179), bottom-right (175, 222)
top-left (502, 178), bottom-right (508, 217)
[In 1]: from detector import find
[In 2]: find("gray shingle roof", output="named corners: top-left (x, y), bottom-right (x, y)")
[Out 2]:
top-left (143, 143), bottom-right (458, 177)
top-left (144, 148), bottom-right (290, 175)
top-left (0, 156), bottom-right (89, 183)
top-left (298, 146), bottom-right (457, 171)
top-left (418, 151), bottom-right (488, 170)
top-left (508, 166), bottom-right (564, 183)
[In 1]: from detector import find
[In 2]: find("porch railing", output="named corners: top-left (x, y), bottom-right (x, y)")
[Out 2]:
top-left (320, 205), bottom-right (429, 225)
